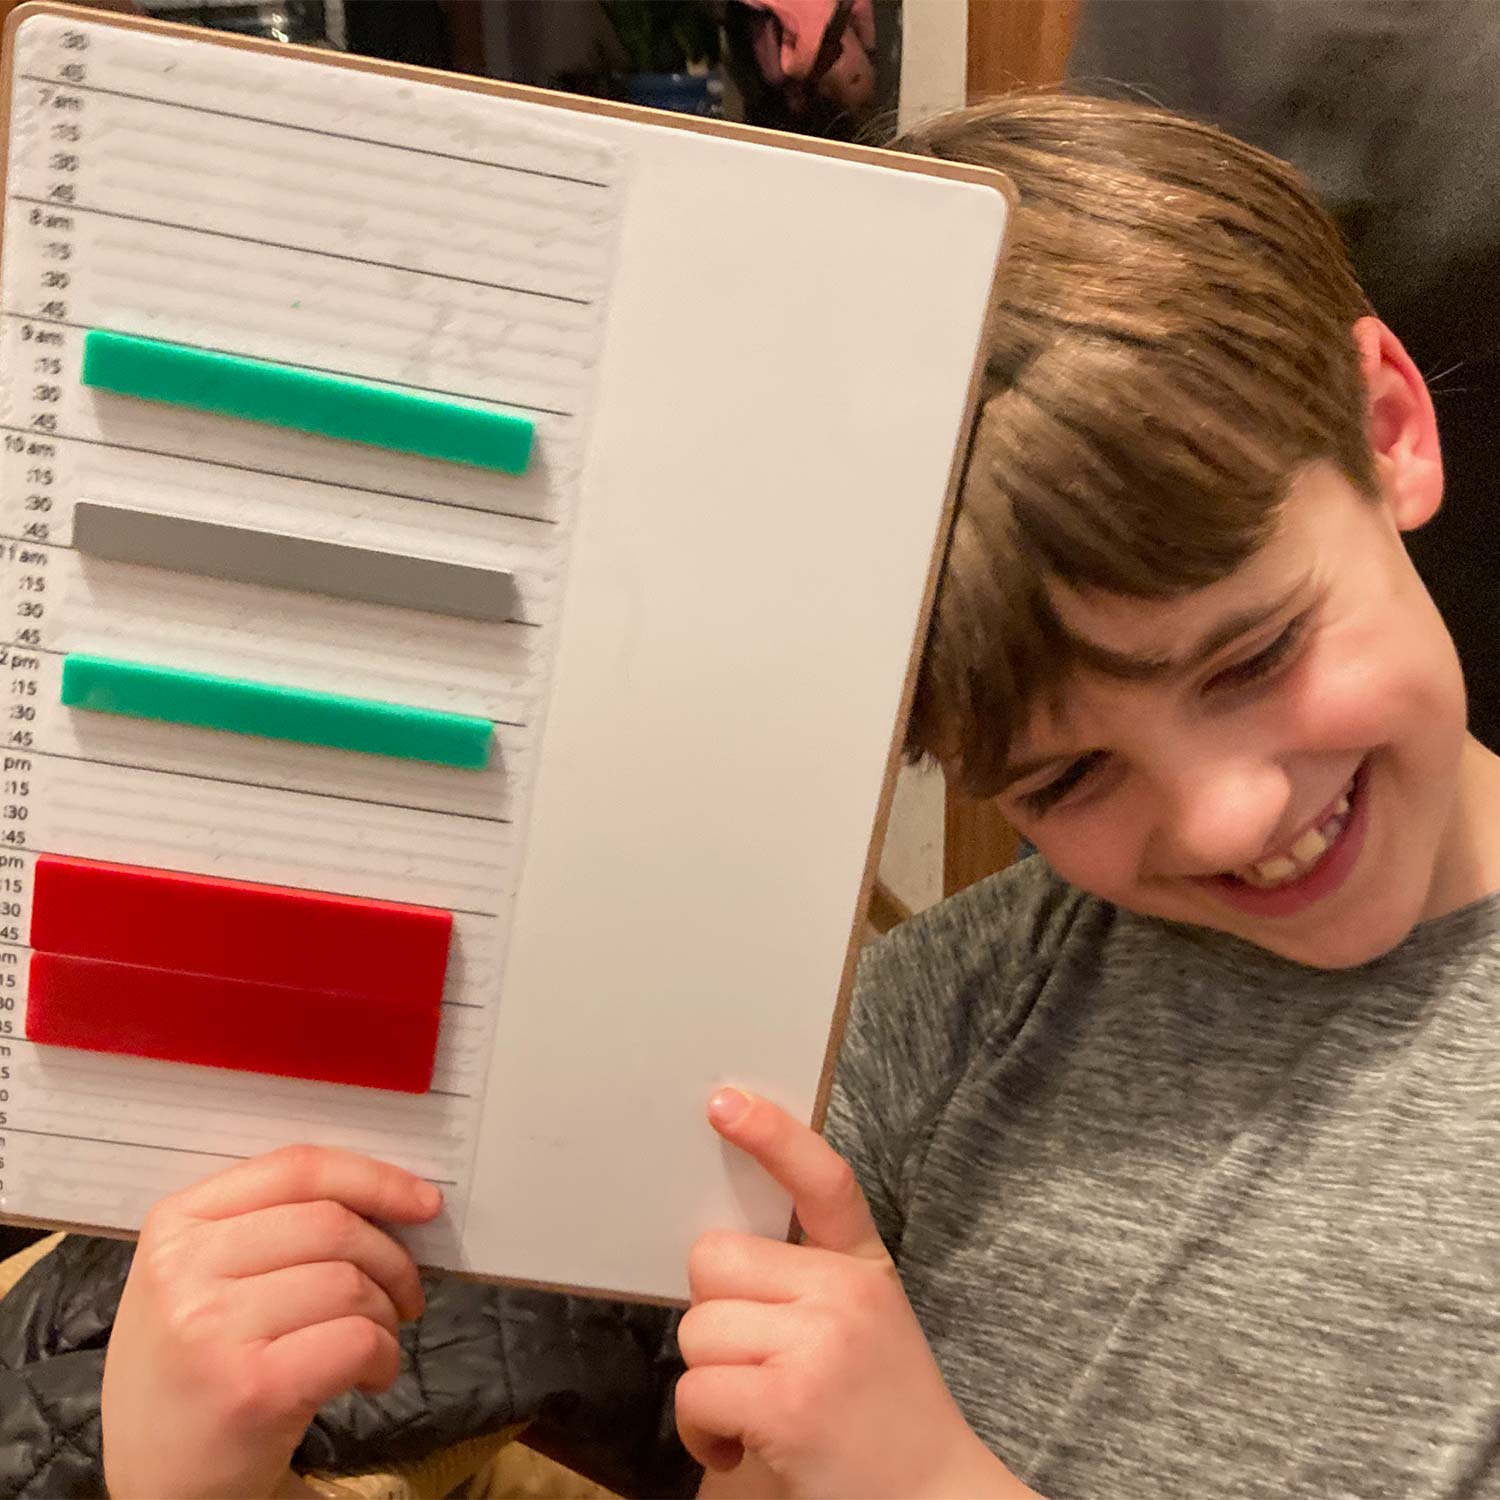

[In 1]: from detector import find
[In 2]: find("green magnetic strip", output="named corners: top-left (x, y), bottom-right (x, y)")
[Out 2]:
top-left (81, 330), bottom-right (534, 475)
top-left (61, 654), bottom-right (493, 769)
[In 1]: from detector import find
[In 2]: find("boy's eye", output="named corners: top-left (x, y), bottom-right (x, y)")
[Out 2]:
top-left (1016, 612), bottom-right (1312, 816)
top-left (1020, 750), bottom-right (1107, 815)
top-left (1205, 614), bottom-right (1308, 693)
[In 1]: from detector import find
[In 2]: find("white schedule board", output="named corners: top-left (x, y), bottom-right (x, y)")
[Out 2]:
top-left (0, 3), bottom-right (1008, 1301)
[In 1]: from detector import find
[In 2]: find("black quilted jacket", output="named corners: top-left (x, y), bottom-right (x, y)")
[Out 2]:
top-left (0, 1235), bottom-right (696, 1499)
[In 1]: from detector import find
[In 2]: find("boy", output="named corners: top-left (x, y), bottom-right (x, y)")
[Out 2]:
top-left (92, 91), bottom-right (1500, 1498)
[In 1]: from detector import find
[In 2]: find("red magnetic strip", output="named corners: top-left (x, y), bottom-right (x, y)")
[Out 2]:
top-left (30, 855), bottom-right (451, 999)
top-left (26, 951), bottom-right (440, 1093)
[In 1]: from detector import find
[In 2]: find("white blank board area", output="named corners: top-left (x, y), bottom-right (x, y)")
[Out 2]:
top-left (467, 110), bottom-right (1008, 1298)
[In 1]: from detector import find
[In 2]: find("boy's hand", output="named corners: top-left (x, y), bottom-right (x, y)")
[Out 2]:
top-left (679, 1090), bottom-right (1039, 1500)
top-left (103, 1144), bottom-right (442, 1500)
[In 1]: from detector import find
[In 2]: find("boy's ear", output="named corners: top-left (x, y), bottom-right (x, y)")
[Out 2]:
top-left (1353, 315), bottom-right (1443, 532)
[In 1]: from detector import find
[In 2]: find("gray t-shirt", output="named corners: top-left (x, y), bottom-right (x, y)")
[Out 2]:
top-left (826, 857), bottom-right (1500, 1499)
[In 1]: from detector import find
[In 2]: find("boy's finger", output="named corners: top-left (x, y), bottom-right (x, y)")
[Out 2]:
top-left (171, 1145), bottom-right (442, 1228)
top-left (204, 1200), bottom-right (425, 1322)
top-left (231, 1262), bottom-right (402, 1345)
top-left (675, 1363), bottom-right (763, 1471)
top-left (707, 1089), bottom-right (885, 1259)
top-left (258, 1315), bottom-right (403, 1416)
top-left (688, 1229), bottom-right (848, 1304)
top-left (676, 1297), bottom-right (800, 1368)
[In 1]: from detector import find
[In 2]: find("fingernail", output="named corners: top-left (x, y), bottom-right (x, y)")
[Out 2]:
top-left (418, 1181), bottom-right (443, 1216)
top-left (707, 1087), bottom-right (752, 1127)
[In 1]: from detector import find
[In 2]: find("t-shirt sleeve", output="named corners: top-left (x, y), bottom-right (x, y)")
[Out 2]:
top-left (822, 857), bottom-right (1078, 1255)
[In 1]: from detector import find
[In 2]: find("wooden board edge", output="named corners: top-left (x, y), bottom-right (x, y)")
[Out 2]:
top-left (801, 201), bottom-right (1011, 1197)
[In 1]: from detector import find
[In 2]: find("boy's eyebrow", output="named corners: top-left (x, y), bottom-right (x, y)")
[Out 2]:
top-left (997, 581), bottom-right (1312, 791)
top-left (1061, 586), bottom-right (1308, 682)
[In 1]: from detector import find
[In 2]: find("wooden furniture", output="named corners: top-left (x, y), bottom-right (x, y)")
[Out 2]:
top-left (940, 0), bottom-right (1079, 900)
top-left (967, 0), bottom-right (1081, 96)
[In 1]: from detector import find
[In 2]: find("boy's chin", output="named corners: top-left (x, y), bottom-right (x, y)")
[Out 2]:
top-left (1212, 897), bottom-right (1422, 971)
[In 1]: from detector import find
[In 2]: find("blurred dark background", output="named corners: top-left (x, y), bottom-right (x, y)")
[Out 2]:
top-left (139, 1), bottom-right (905, 135)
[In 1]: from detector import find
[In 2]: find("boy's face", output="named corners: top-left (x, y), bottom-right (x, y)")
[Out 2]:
top-left (996, 462), bottom-right (1476, 969)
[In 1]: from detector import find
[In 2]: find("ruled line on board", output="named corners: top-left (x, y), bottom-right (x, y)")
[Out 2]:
top-left (0, 1123), bottom-right (250, 1161)
top-left (0, 870), bottom-right (499, 922)
top-left (18, 72), bottom-right (613, 189)
top-left (1, 311), bottom-right (577, 417)
top-left (0, 423), bottom-right (561, 525)
top-left (18, 743), bottom-right (514, 824)
top-left (0, 642), bottom-right (535, 721)
top-left (13, 195), bottom-right (591, 304)
top-left (3, 1034), bottom-right (475, 1106)
top-left (0, 1122), bottom-right (461, 1184)
top-left (0, 533), bottom-right (65, 552)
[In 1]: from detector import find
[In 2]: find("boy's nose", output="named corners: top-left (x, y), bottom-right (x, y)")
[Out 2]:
top-left (1157, 758), bottom-right (1292, 877)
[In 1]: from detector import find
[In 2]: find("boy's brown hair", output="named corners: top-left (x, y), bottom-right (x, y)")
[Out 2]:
top-left (896, 94), bottom-right (1373, 795)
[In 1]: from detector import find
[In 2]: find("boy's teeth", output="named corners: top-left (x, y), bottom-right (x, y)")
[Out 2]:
top-left (1291, 827), bottom-right (1330, 864)
top-left (1232, 779), bottom-right (1356, 889)
top-left (1241, 820), bottom-right (1341, 887)
top-left (1251, 856), bottom-right (1298, 884)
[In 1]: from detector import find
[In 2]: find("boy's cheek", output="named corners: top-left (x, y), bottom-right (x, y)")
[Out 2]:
top-left (1028, 814), bottom-right (1150, 907)
top-left (1298, 620), bottom-right (1464, 759)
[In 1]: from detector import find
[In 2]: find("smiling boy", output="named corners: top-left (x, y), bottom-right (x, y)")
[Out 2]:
top-left (788, 91), bottom-right (1500, 1498)
top-left (990, 441), bottom-right (1476, 968)
top-left (90, 92), bottom-right (1500, 1500)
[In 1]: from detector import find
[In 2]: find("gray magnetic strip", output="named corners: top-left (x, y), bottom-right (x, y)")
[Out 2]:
top-left (72, 502), bottom-right (519, 623)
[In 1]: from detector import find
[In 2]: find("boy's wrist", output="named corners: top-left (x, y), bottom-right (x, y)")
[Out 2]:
top-left (928, 1431), bottom-right (1044, 1499)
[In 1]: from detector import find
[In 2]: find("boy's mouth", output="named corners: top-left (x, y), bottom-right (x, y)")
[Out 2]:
top-left (1203, 760), bottom-right (1370, 917)
top-left (1232, 782), bottom-right (1353, 889)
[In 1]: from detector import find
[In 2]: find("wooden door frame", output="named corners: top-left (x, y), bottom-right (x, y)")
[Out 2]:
top-left (942, 0), bottom-right (1078, 898)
